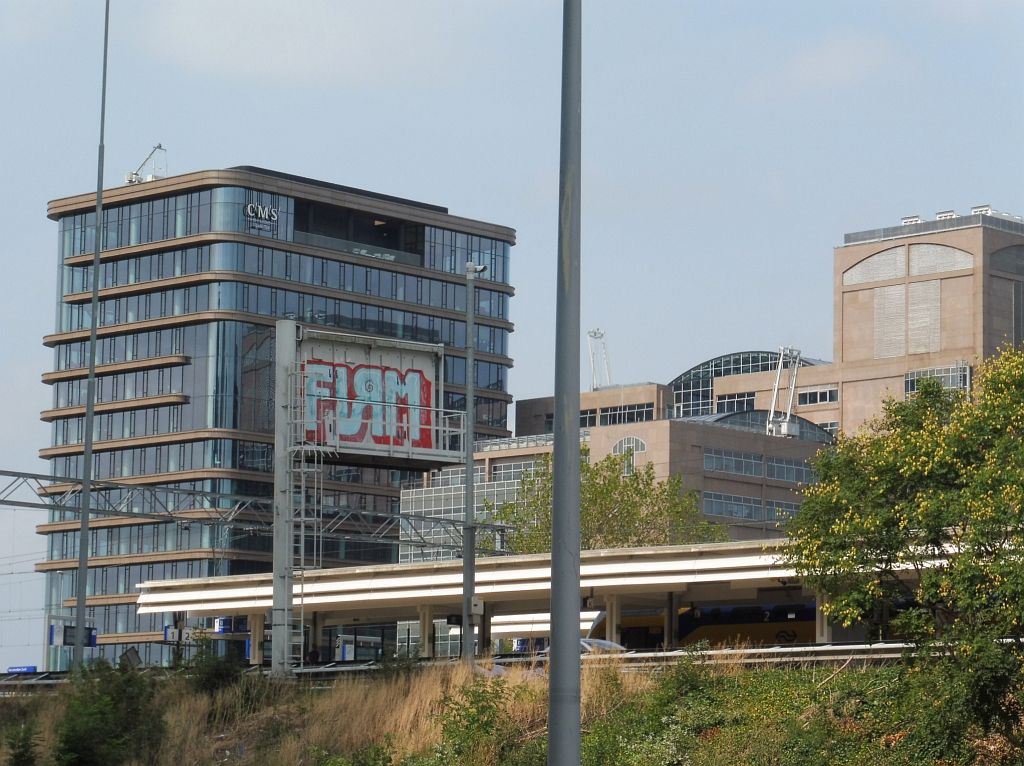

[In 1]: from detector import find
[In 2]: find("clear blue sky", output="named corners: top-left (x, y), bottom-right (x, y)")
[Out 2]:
top-left (2, 0), bottom-right (1023, 668)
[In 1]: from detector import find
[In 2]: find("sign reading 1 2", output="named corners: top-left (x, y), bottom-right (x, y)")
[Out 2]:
top-left (303, 360), bottom-right (433, 449)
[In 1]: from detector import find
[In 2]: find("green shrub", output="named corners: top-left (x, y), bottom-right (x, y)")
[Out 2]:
top-left (430, 676), bottom-right (515, 765)
top-left (309, 742), bottom-right (394, 766)
top-left (54, 662), bottom-right (163, 766)
top-left (187, 636), bottom-right (241, 695)
top-left (4, 721), bottom-right (36, 766)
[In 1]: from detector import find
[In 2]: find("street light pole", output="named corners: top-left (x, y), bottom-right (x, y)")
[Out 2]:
top-left (461, 261), bottom-right (486, 662)
top-left (549, 0), bottom-right (582, 762)
top-left (74, 0), bottom-right (111, 670)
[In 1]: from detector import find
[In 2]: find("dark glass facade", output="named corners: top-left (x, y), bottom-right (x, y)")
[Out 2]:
top-left (42, 169), bottom-right (515, 668)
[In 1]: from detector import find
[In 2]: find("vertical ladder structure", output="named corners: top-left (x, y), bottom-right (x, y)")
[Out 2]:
top-left (587, 328), bottom-right (612, 390)
top-left (767, 347), bottom-right (802, 437)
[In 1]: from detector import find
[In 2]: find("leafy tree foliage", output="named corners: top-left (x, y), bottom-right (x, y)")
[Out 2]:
top-left (785, 347), bottom-right (1024, 737)
top-left (495, 448), bottom-right (726, 554)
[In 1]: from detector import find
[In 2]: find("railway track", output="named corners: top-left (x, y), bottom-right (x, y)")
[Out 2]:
top-left (0, 640), bottom-right (914, 690)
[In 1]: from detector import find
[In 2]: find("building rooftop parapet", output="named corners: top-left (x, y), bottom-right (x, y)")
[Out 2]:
top-left (590, 382), bottom-right (663, 390)
top-left (230, 165), bottom-right (448, 214)
top-left (844, 211), bottom-right (1024, 246)
top-left (475, 430), bottom-right (590, 453)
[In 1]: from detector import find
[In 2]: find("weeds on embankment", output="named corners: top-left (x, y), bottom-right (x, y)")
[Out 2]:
top-left (3, 652), bottom-right (1024, 765)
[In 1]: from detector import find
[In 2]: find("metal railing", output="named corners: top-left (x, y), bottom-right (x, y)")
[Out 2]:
top-left (293, 231), bottom-right (421, 267)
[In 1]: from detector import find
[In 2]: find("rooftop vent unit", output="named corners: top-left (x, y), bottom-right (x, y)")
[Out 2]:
top-left (936, 210), bottom-right (957, 220)
top-left (901, 215), bottom-right (921, 226)
top-left (971, 205), bottom-right (992, 216)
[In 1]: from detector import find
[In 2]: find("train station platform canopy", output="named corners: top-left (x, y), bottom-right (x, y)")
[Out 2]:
top-left (137, 539), bottom-right (809, 625)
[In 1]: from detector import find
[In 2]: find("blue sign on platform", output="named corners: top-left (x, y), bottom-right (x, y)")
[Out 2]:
top-left (6, 666), bottom-right (37, 674)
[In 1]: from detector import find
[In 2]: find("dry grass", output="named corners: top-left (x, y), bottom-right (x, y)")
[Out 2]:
top-left (0, 692), bottom-right (66, 766)
top-left (28, 693), bottom-right (65, 766)
top-left (271, 664), bottom-right (474, 763)
top-left (8, 657), bottom-right (662, 765)
top-left (149, 679), bottom-right (213, 766)
top-left (257, 659), bottom-right (650, 763)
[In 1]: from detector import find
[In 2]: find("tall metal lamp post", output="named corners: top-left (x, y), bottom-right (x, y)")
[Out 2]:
top-left (461, 261), bottom-right (486, 662)
top-left (74, 0), bottom-right (111, 670)
top-left (549, 0), bottom-right (583, 762)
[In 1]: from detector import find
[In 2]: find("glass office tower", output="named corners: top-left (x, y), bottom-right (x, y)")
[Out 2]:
top-left (40, 167), bottom-right (515, 668)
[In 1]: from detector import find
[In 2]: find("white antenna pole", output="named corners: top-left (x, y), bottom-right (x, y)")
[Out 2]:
top-left (586, 328), bottom-right (611, 390)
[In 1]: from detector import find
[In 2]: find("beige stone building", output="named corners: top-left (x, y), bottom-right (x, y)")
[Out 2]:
top-left (419, 383), bottom-right (830, 542)
top-left (712, 207), bottom-right (1024, 433)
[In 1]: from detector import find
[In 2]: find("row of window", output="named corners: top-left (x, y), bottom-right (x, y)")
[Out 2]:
top-left (543, 403), bottom-right (656, 432)
top-left (53, 319), bottom-right (506, 398)
top-left (50, 438), bottom-right (274, 481)
top-left (797, 387), bottom-right (838, 406)
top-left (47, 559), bottom-right (217, 607)
top-left (58, 187), bottom-right (512, 285)
top-left (47, 516), bottom-right (400, 566)
top-left (38, 392), bottom-right (508, 448)
top-left (414, 458), bottom-right (542, 492)
top-left (48, 521), bottom-right (235, 562)
top-left (424, 227), bottom-right (510, 285)
top-left (703, 448), bottom-right (815, 484)
top-left (59, 188), bottom-right (295, 258)
top-left (704, 448), bottom-right (762, 477)
top-left (601, 403), bottom-right (655, 426)
top-left (766, 456), bottom-right (815, 484)
top-left (904, 364), bottom-right (971, 395)
top-left (62, 242), bottom-right (510, 321)
top-left (53, 365), bottom-right (186, 409)
top-left (716, 392), bottom-right (754, 413)
top-left (702, 492), bottom-right (800, 522)
top-left (59, 281), bottom-right (511, 357)
top-left (443, 357), bottom-right (508, 392)
top-left (52, 404), bottom-right (185, 446)
top-left (55, 324), bottom-right (192, 371)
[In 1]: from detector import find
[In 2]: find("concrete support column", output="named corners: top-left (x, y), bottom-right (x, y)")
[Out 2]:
top-left (248, 613), bottom-right (265, 666)
top-left (418, 606), bottom-right (435, 659)
top-left (663, 593), bottom-right (677, 650)
top-left (605, 594), bottom-right (621, 645)
top-left (271, 319), bottom-right (298, 678)
top-left (815, 592), bottom-right (833, 644)
top-left (309, 612), bottom-right (322, 662)
top-left (480, 603), bottom-right (493, 655)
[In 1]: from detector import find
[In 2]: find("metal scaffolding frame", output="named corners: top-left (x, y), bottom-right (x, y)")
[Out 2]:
top-left (0, 468), bottom-right (503, 553)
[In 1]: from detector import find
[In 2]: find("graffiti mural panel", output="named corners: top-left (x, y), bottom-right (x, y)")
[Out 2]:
top-left (303, 360), bottom-right (434, 449)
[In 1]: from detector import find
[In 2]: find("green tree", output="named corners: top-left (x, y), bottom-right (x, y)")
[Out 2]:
top-left (495, 448), bottom-right (726, 554)
top-left (785, 346), bottom-right (1024, 739)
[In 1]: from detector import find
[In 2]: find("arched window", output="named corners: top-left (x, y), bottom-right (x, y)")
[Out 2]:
top-left (612, 436), bottom-right (647, 476)
top-left (842, 245), bottom-right (905, 285)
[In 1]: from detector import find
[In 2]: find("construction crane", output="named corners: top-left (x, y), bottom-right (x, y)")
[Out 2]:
top-left (124, 143), bottom-right (166, 184)
top-left (587, 328), bottom-right (612, 390)
top-left (767, 346), bottom-right (801, 437)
